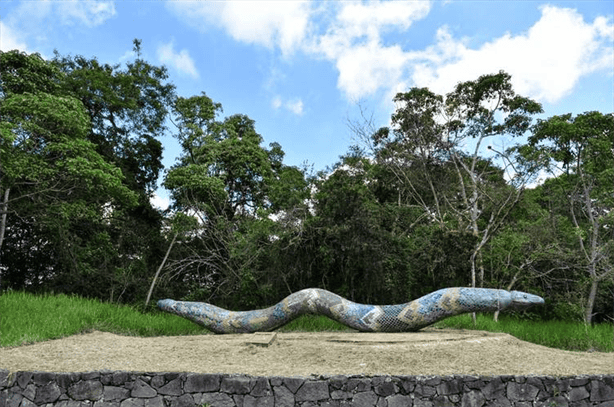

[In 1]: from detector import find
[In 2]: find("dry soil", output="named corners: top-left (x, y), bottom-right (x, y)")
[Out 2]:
top-left (1, 328), bottom-right (613, 376)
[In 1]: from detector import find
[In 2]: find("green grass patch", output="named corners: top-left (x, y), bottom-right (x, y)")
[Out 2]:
top-left (276, 314), bottom-right (352, 332)
top-left (0, 290), bottom-right (205, 347)
top-left (433, 313), bottom-right (614, 352)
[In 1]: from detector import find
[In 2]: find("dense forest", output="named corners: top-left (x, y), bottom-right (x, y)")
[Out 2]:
top-left (1, 45), bottom-right (612, 324)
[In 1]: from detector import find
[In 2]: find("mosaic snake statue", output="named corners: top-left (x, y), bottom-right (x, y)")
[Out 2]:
top-left (158, 287), bottom-right (544, 334)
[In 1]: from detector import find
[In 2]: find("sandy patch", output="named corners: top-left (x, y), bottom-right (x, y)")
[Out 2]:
top-left (1, 329), bottom-right (612, 376)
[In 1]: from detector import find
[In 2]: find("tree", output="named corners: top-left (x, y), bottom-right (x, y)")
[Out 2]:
top-left (52, 40), bottom-right (175, 196)
top-left (46, 42), bottom-right (176, 302)
top-left (366, 71), bottom-right (543, 290)
top-left (144, 212), bottom-right (198, 307)
top-left (0, 50), bottom-right (137, 290)
top-left (483, 187), bottom-right (582, 321)
top-left (160, 94), bottom-right (310, 307)
top-left (282, 152), bottom-right (414, 304)
top-left (524, 111), bottom-right (613, 324)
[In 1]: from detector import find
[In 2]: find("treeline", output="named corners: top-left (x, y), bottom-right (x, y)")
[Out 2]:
top-left (1, 44), bottom-right (612, 324)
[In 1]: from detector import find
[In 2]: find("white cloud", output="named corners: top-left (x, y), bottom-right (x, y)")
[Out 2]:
top-left (272, 96), bottom-right (304, 115)
top-left (336, 0), bottom-right (431, 42)
top-left (271, 96), bottom-right (283, 110)
top-left (335, 40), bottom-right (409, 100)
top-left (151, 191), bottom-right (171, 211)
top-left (57, 1), bottom-right (116, 27)
top-left (2, 0), bottom-right (115, 51)
top-left (5, 1), bottom-right (53, 28)
top-left (322, 4), bottom-right (613, 103)
top-left (286, 98), bottom-right (304, 115)
top-left (167, 1), bottom-right (612, 105)
top-left (0, 21), bottom-right (29, 51)
top-left (166, 1), bottom-right (312, 56)
top-left (157, 41), bottom-right (199, 79)
top-left (408, 6), bottom-right (614, 103)
top-left (10, 0), bottom-right (116, 27)
top-left (167, 0), bottom-right (430, 98)
top-left (306, 0), bottom-right (431, 99)
top-left (2, 2), bottom-right (52, 49)
top-left (118, 49), bottom-right (136, 63)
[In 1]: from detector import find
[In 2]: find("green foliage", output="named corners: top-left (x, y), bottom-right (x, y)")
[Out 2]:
top-left (375, 71), bottom-right (543, 228)
top-left (445, 71), bottom-right (542, 137)
top-left (522, 111), bottom-right (613, 323)
top-left (266, 164), bottom-right (310, 212)
top-left (164, 165), bottom-right (228, 214)
top-left (366, 70), bottom-right (545, 299)
top-left (300, 157), bottom-right (415, 303)
top-left (0, 47), bottom-right (174, 304)
top-left (528, 111), bottom-right (613, 205)
top-left (406, 226), bottom-right (475, 294)
top-left (53, 48), bottom-right (175, 194)
top-left (0, 50), bottom-right (64, 96)
top-left (0, 57), bottom-right (134, 205)
top-left (0, 49), bottom-right (138, 226)
top-left (159, 92), bottom-right (313, 309)
top-left (167, 94), bottom-right (282, 219)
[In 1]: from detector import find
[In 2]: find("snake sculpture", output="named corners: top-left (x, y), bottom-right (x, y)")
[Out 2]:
top-left (158, 287), bottom-right (544, 334)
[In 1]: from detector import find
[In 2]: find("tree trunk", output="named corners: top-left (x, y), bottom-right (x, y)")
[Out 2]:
top-left (0, 187), bottom-right (10, 254)
top-left (0, 187), bottom-right (8, 290)
top-left (145, 232), bottom-right (178, 308)
top-left (471, 249), bottom-right (477, 326)
top-left (585, 277), bottom-right (599, 325)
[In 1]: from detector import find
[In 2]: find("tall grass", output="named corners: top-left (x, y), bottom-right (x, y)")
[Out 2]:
top-left (433, 313), bottom-right (614, 352)
top-left (1, 290), bottom-right (612, 352)
top-left (0, 290), bottom-right (204, 347)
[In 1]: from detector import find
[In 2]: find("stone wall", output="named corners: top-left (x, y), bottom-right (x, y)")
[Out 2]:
top-left (2, 369), bottom-right (614, 407)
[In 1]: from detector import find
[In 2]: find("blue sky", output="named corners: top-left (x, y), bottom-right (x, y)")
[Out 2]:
top-left (1, 0), bottom-right (612, 209)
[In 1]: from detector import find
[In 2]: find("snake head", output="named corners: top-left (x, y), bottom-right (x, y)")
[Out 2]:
top-left (509, 291), bottom-right (545, 310)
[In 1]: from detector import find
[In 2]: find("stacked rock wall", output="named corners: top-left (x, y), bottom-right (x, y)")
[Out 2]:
top-left (2, 370), bottom-right (614, 407)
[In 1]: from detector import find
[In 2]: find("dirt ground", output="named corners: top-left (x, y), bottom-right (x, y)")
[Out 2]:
top-left (1, 328), bottom-right (613, 377)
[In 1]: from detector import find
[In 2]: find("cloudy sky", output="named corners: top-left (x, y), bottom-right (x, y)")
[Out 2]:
top-left (2, 0), bottom-right (612, 208)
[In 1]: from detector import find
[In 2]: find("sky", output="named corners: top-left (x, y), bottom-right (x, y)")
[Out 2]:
top-left (1, 0), bottom-right (613, 209)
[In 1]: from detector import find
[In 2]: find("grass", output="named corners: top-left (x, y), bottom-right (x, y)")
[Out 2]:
top-left (276, 314), bottom-right (354, 332)
top-left (1, 290), bottom-right (612, 352)
top-left (433, 312), bottom-right (614, 352)
top-left (0, 290), bottom-right (203, 347)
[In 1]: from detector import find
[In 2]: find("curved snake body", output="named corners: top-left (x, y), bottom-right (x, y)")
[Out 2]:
top-left (158, 287), bottom-right (544, 334)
